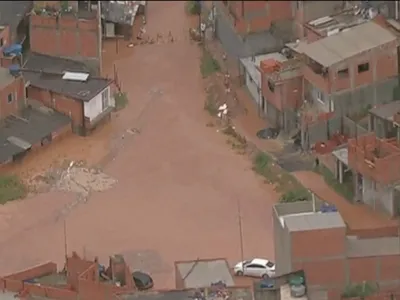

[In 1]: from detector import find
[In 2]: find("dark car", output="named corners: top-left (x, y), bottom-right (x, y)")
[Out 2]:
top-left (256, 128), bottom-right (280, 140)
top-left (132, 271), bottom-right (154, 290)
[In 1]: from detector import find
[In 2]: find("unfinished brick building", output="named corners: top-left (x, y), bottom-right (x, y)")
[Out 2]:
top-left (30, 1), bottom-right (102, 75)
top-left (273, 199), bottom-right (400, 300)
top-left (218, 1), bottom-right (292, 35)
top-left (0, 252), bottom-right (137, 300)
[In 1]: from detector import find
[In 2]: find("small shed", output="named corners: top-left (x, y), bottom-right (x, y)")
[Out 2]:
top-left (174, 258), bottom-right (234, 289)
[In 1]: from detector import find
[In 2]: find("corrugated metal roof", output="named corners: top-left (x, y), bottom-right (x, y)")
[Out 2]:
top-left (282, 211), bottom-right (345, 232)
top-left (301, 21), bottom-right (397, 67)
top-left (369, 100), bottom-right (400, 120)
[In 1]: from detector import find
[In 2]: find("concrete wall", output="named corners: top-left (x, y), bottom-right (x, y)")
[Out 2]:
top-left (83, 87), bottom-right (112, 121)
top-left (272, 206), bottom-right (292, 276)
top-left (332, 76), bottom-right (399, 116)
top-left (302, 114), bottom-right (368, 150)
top-left (30, 14), bottom-right (101, 75)
top-left (362, 177), bottom-right (395, 216)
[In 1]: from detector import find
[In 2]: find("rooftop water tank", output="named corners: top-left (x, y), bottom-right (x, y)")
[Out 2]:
top-left (9, 64), bottom-right (21, 77)
top-left (3, 44), bottom-right (22, 57)
top-left (320, 203), bottom-right (338, 213)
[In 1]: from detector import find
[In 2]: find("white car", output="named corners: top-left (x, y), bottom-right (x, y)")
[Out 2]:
top-left (234, 258), bottom-right (275, 278)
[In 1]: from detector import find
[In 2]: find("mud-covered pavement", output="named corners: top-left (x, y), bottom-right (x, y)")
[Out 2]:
top-left (0, 2), bottom-right (279, 288)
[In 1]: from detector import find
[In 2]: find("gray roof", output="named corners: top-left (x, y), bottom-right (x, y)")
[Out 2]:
top-left (0, 67), bottom-right (17, 89)
top-left (302, 21), bottom-right (397, 67)
top-left (0, 107), bottom-right (70, 163)
top-left (101, 2), bottom-right (142, 25)
top-left (23, 53), bottom-right (112, 102)
top-left (281, 212), bottom-right (346, 232)
top-left (176, 259), bottom-right (234, 288)
top-left (369, 100), bottom-right (400, 120)
top-left (0, 1), bottom-right (32, 33)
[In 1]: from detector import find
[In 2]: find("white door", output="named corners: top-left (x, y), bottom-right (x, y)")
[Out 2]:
top-left (245, 264), bottom-right (263, 277)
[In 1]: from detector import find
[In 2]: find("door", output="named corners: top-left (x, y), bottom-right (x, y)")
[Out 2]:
top-left (245, 264), bottom-right (265, 277)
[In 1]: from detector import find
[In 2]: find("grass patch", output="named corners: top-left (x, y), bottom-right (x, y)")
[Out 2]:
top-left (316, 164), bottom-right (354, 201)
top-left (114, 91), bottom-right (128, 111)
top-left (252, 151), bottom-right (311, 201)
top-left (200, 50), bottom-right (220, 78)
top-left (185, 0), bottom-right (201, 15)
top-left (0, 175), bottom-right (26, 204)
top-left (204, 93), bottom-right (218, 116)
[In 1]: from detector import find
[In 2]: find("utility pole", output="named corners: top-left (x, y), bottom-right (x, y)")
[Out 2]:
top-left (237, 199), bottom-right (245, 271)
top-left (97, 0), bottom-right (103, 75)
top-left (64, 219), bottom-right (68, 261)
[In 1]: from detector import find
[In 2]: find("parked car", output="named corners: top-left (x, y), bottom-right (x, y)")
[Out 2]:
top-left (132, 271), bottom-right (154, 290)
top-left (234, 258), bottom-right (275, 278)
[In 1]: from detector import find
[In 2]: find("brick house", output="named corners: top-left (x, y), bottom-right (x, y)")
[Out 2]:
top-left (23, 53), bottom-right (114, 136)
top-left (0, 2), bottom-right (32, 68)
top-left (30, 1), bottom-right (102, 75)
top-left (0, 252), bottom-right (137, 300)
top-left (219, 1), bottom-right (293, 35)
top-left (240, 51), bottom-right (303, 132)
top-left (288, 21), bottom-right (399, 118)
top-left (0, 66), bottom-right (25, 120)
top-left (0, 65), bottom-right (71, 165)
top-left (273, 199), bottom-right (400, 299)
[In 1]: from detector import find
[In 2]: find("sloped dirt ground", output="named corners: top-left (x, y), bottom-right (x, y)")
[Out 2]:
top-left (0, 2), bottom-right (279, 289)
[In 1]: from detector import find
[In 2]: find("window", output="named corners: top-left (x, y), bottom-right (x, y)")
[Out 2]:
top-left (101, 89), bottom-right (109, 111)
top-left (7, 93), bottom-right (14, 103)
top-left (267, 80), bottom-right (275, 92)
top-left (337, 68), bottom-right (349, 78)
top-left (358, 62), bottom-right (369, 73)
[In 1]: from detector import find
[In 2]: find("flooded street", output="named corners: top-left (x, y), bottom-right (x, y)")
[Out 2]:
top-left (0, 2), bottom-right (278, 289)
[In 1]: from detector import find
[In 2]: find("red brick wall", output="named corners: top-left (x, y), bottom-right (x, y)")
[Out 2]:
top-left (0, 25), bottom-right (11, 63)
top-left (348, 134), bottom-right (400, 184)
top-left (27, 86), bottom-right (83, 127)
top-left (293, 259), bottom-right (346, 287)
top-left (331, 41), bottom-right (398, 92)
top-left (291, 228), bottom-right (346, 259)
top-left (4, 262), bottom-right (57, 281)
top-left (66, 252), bottom-right (95, 291)
top-left (30, 14), bottom-right (99, 61)
top-left (223, 1), bottom-right (292, 34)
top-left (0, 74), bottom-right (25, 120)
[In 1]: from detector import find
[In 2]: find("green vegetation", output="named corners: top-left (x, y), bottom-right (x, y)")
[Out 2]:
top-left (185, 0), bottom-right (201, 15)
top-left (0, 175), bottom-right (26, 204)
top-left (315, 164), bottom-right (354, 201)
top-left (114, 91), bottom-right (128, 111)
top-left (204, 93), bottom-right (218, 116)
top-left (200, 50), bottom-right (220, 78)
top-left (280, 189), bottom-right (310, 203)
top-left (342, 282), bottom-right (377, 298)
top-left (252, 152), bottom-right (310, 201)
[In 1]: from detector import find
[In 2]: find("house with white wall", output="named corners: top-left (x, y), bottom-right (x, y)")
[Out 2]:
top-left (240, 52), bottom-right (288, 115)
top-left (22, 53), bottom-right (114, 135)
